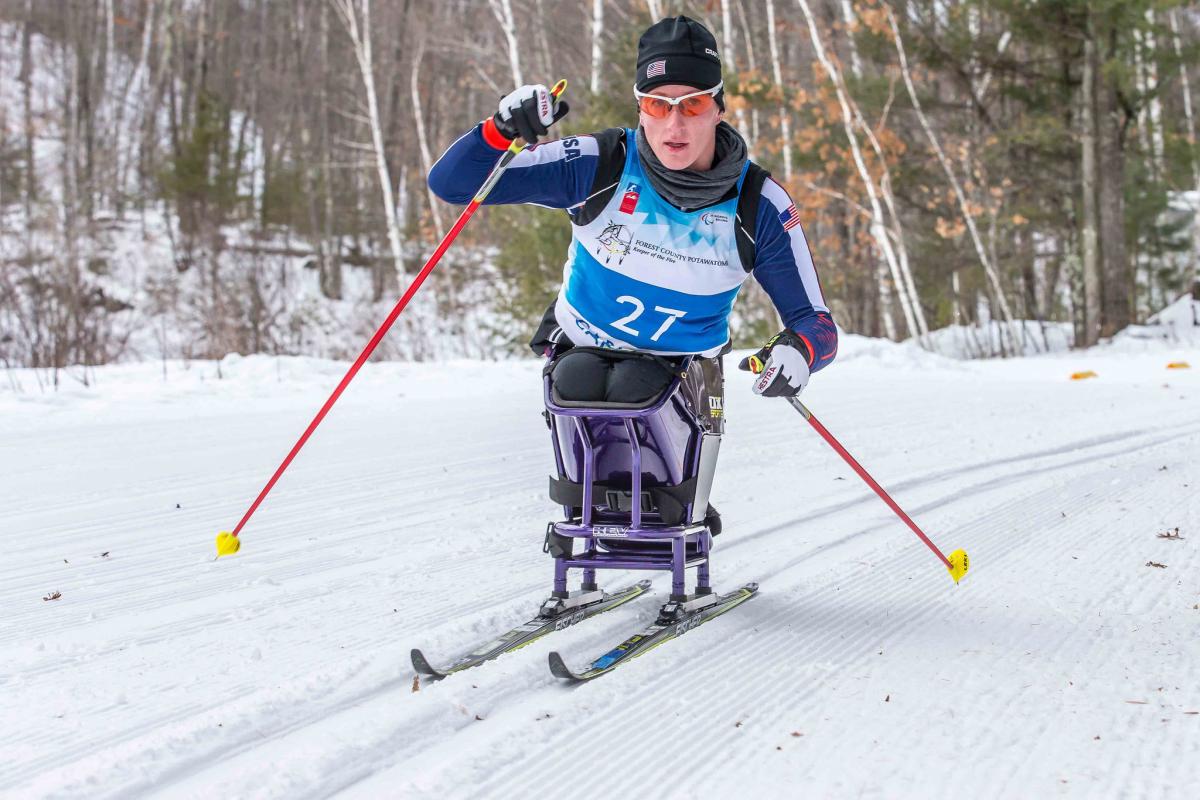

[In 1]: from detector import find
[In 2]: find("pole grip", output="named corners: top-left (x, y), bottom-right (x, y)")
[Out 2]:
top-left (478, 79), bottom-right (570, 198)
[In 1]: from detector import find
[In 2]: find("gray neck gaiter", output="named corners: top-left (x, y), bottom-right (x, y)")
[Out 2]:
top-left (635, 122), bottom-right (749, 212)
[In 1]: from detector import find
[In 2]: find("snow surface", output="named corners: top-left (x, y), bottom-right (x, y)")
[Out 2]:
top-left (3, 334), bottom-right (1200, 798)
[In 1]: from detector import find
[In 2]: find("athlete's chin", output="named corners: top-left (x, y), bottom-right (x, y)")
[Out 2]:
top-left (656, 146), bottom-right (694, 170)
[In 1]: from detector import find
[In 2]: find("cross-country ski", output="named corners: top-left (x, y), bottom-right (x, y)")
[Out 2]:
top-left (412, 579), bottom-right (650, 679)
top-left (549, 583), bottom-right (759, 682)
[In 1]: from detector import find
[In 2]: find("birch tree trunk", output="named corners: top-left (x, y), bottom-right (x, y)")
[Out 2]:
top-left (736, 0), bottom-right (761, 154)
top-left (765, 0), bottom-right (792, 185)
top-left (591, 0), bottom-right (604, 95)
top-left (1133, 27), bottom-right (1152, 170)
top-left (20, 2), bottom-right (36, 227)
top-left (100, 0), bottom-right (117, 210)
top-left (113, 1), bottom-right (156, 213)
top-left (533, 0), bottom-right (554, 84)
top-left (1096, 26), bottom-right (1131, 335)
top-left (839, 0), bottom-right (864, 77)
top-left (140, 0), bottom-right (174, 211)
top-left (411, 41), bottom-right (446, 236)
top-left (62, 34), bottom-right (83, 377)
top-left (186, 1), bottom-right (207, 130)
top-left (331, 0), bottom-right (406, 287)
top-left (320, 0), bottom-right (341, 299)
top-left (487, 0), bottom-right (523, 88)
top-left (1169, 8), bottom-right (1200, 299)
top-left (1144, 12), bottom-right (1165, 177)
top-left (802, 0), bottom-right (926, 340)
top-left (976, 31), bottom-right (1011, 98)
top-left (1079, 25), bottom-right (1102, 347)
top-left (796, 0), bottom-right (920, 340)
top-left (886, 5), bottom-right (1017, 350)
top-left (720, 0), bottom-right (736, 74)
top-left (839, 13), bottom-right (927, 340)
top-left (839, 0), bottom-right (894, 340)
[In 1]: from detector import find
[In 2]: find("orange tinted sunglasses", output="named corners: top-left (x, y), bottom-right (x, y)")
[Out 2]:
top-left (634, 82), bottom-right (723, 118)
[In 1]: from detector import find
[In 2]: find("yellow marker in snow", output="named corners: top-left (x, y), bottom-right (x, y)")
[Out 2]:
top-left (215, 531), bottom-right (240, 557)
top-left (1167, 361), bottom-right (1191, 370)
top-left (1070, 370), bottom-right (1098, 380)
top-left (947, 549), bottom-right (969, 584)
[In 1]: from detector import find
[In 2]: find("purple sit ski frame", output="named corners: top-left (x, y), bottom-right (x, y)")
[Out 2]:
top-left (543, 363), bottom-right (714, 601)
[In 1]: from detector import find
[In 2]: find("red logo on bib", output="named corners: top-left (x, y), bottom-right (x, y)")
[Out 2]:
top-left (619, 184), bottom-right (640, 214)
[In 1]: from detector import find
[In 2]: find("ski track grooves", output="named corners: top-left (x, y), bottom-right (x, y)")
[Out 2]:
top-left (340, 418), bottom-right (1199, 797)
top-left (179, 417), bottom-right (1194, 798)
top-left (5, 357), bottom-right (1198, 799)
top-left (9, 438), bottom-right (1190, 796)
top-left (470, 425), bottom-right (1200, 798)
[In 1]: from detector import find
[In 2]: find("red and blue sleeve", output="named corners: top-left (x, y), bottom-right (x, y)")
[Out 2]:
top-left (427, 120), bottom-right (600, 209)
top-left (752, 178), bottom-right (838, 372)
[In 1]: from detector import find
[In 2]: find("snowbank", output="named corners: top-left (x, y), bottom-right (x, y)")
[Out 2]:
top-left (1116, 293), bottom-right (1200, 349)
top-left (920, 320), bottom-right (1075, 358)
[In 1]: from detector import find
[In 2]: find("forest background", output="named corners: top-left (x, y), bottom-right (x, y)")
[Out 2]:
top-left (2, 0), bottom-right (1199, 383)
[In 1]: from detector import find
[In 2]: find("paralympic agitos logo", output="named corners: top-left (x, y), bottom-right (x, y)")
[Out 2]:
top-left (619, 184), bottom-right (641, 214)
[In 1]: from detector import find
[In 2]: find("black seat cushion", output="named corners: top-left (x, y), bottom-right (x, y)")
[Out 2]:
top-left (549, 348), bottom-right (680, 408)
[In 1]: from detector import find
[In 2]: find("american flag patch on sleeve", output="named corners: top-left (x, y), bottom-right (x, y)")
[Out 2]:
top-left (778, 203), bottom-right (801, 231)
top-left (646, 60), bottom-right (667, 78)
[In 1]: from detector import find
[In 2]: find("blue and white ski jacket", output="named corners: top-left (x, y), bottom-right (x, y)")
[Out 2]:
top-left (428, 122), bottom-right (837, 369)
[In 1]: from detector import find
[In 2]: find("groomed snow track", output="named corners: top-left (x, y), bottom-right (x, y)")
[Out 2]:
top-left (2, 340), bottom-right (1198, 798)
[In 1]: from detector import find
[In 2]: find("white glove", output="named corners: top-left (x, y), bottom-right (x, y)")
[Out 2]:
top-left (738, 330), bottom-right (812, 397)
top-left (493, 84), bottom-right (567, 142)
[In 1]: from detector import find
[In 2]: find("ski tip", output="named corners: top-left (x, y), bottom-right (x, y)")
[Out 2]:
top-left (411, 648), bottom-right (444, 678)
top-left (635, 579), bottom-right (653, 591)
top-left (548, 651), bottom-right (578, 681)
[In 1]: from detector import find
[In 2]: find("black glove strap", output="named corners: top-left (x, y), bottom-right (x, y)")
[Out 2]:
top-left (772, 329), bottom-right (812, 364)
top-left (737, 329), bottom-right (812, 375)
top-left (495, 96), bottom-right (570, 143)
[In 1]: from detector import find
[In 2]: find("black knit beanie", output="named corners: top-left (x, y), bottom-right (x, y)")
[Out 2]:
top-left (636, 15), bottom-right (724, 106)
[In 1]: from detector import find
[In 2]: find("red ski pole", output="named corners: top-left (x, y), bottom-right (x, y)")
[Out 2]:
top-left (786, 396), bottom-right (969, 583)
top-left (215, 80), bottom-right (568, 558)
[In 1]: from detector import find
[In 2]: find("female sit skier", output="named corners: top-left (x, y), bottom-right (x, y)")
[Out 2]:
top-left (428, 14), bottom-right (836, 539)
